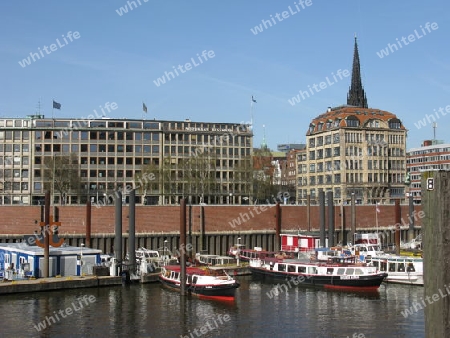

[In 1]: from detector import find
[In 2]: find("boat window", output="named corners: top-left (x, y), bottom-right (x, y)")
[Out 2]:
top-left (287, 265), bottom-right (296, 273)
top-left (355, 269), bottom-right (364, 275)
top-left (327, 268), bottom-right (334, 275)
top-left (407, 263), bottom-right (415, 272)
top-left (278, 264), bottom-right (286, 272)
top-left (372, 261), bottom-right (379, 268)
top-left (336, 268), bottom-right (345, 275)
top-left (380, 261), bottom-right (387, 271)
top-left (346, 268), bottom-right (354, 275)
top-left (389, 263), bottom-right (396, 272)
top-left (174, 272), bottom-right (179, 279)
top-left (192, 276), bottom-right (198, 284)
top-left (298, 266), bottom-right (306, 273)
top-left (398, 263), bottom-right (405, 272)
top-left (308, 267), bottom-right (317, 274)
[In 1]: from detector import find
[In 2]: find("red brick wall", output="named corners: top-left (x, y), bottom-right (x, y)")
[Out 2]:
top-left (0, 204), bottom-right (423, 235)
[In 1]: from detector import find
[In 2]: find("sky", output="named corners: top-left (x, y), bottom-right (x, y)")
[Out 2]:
top-left (1, 0), bottom-right (449, 150)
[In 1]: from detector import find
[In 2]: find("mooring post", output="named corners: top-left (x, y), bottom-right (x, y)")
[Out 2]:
top-left (129, 189), bottom-right (136, 275)
top-left (86, 200), bottom-right (91, 248)
top-left (114, 191), bottom-right (122, 276)
top-left (394, 199), bottom-right (401, 255)
top-left (180, 198), bottom-right (187, 296)
top-left (43, 190), bottom-right (50, 278)
top-left (350, 193), bottom-right (356, 246)
top-left (327, 191), bottom-right (334, 247)
top-left (408, 195), bottom-right (415, 242)
top-left (275, 202), bottom-right (281, 251)
top-left (422, 170), bottom-right (450, 337)
top-left (306, 195), bottom-right (311, 232)
top-left (319, 191), bottom-right (326, 247)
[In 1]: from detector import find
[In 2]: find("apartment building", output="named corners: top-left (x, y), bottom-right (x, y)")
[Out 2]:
top-left (407, 139), bottom-right (450, 204)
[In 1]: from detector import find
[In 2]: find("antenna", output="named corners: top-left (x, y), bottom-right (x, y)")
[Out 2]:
top-left (36, 98), bottom-right (43, 116)
top-left (433, 122), bottom-right (437, 140)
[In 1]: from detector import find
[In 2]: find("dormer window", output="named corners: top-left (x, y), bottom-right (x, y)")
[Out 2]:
top-left (389, 118), bottom-right (401, 129)
top-left (346, 116), bottom-right (360, 127)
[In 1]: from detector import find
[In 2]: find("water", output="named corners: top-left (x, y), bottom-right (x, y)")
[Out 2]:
top-left (0, 277), bottom-right (424, 338)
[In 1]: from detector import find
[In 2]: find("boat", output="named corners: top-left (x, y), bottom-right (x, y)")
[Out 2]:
top-left (249, 255), bottom-right (388, 291)
top-left (368, 255), bottom-right (423, 285)
top-left (159, 265), bottom-right (240, 300)
top-left (228, 245), bottom-right (286, 261)
top-left (195, 253), bottom-right (237, 266)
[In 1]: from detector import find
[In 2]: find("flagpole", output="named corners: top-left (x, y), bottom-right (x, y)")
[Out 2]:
top-left (376, 202), bottom-right (378, 235)
top-left (250, 99), bottom-right (253, 127)
top-left (52, 99), bottom-right (54, 119)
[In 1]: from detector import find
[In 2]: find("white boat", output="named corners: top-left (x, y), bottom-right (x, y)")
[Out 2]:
top-left (368, 255), bottom-right (423, 285)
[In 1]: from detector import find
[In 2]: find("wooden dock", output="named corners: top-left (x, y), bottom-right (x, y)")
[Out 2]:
top-left (0, 276), bottom-right (122, 295)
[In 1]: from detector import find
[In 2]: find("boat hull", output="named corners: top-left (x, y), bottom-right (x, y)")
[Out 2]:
top-left (249, 267), bottom-right (387, 290)
top-left (159, 276), bottom-right (239, 300)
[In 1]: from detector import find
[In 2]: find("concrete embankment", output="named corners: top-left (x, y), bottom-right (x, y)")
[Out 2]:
top-left (0, 276), bottom-right (123, 295)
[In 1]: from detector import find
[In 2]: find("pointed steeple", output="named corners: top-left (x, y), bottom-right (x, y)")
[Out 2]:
top-left (347, 36), bottom-right (368, 108)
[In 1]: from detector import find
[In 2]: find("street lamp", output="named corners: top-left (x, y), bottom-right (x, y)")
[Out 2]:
top-left (80, 243), bottom-right (85, 276)
top-left (164, 239), bottom-right (168, 264)
top-left (237, 237), bottom-right (241, 267)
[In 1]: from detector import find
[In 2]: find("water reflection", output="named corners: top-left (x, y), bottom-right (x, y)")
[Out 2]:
top-left (0, 279), bottom-right (424, 337)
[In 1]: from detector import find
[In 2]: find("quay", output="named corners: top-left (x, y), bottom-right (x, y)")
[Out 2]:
top-left (0, 275), bottom-right (123, 295)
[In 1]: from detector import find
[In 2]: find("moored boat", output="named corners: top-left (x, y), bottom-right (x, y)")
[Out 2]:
top-left (249, 256), bottom-right (387, 291)
top-left (159, 265), bottom-right (240, 300)
top-left (368, 255), bottom-right (423, 286)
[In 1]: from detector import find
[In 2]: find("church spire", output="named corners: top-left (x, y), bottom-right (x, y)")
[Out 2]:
top-left (347, 36), bottom-right (368, 108)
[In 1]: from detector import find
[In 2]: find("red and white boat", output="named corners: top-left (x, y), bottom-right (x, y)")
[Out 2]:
top-left (159, 265), bottom-right (240, 301)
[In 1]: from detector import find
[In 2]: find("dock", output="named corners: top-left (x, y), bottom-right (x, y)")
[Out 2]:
top-left (0, 276), bottom-right (122, 295)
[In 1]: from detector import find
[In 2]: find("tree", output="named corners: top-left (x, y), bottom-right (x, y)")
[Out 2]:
top-left (181, 151), bottom-right (218, 204)
top-left (252, 148), bottom-right (278, 203)
top-left (43, 154), bottom-right (80, 204)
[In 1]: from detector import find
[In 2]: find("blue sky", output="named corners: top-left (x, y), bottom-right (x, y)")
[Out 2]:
top-left (1, 0), bottom-right (449, 150)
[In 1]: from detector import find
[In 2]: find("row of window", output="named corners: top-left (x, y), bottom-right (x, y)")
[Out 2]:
top-left (35, 120), bottom-right (160, 130)
top-left (407, 155), bottom-right (450, 163)
top-left (0, 156), bottom-right (29, 166)
top-left (0, 182), bottom-right (28, 191)
top-left (300, 172), bottom-right (406, 186)
top-left (36, 130), bottom-right (160, 141)
top-left (408, 147), bottom-right (450, 156)
top-left (0, 169), bottom-right (29, 178)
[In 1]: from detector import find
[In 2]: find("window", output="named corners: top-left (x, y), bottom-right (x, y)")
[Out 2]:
top-left (346, 116), bottom-right (360, 127)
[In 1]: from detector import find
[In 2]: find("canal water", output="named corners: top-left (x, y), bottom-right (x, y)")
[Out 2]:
top-left (0, 277), bottom-right (424, 338)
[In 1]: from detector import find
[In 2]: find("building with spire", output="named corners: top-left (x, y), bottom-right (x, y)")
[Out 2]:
top-left (297, 38), bottom-right (407, 205)
top-left (347, 37), bottom-right (368, 108)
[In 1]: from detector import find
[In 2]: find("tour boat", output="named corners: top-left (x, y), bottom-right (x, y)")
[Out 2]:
top-left (368, 255), bottom-right (423, 286)
top-left (228, 245), bottom-right (283, 261)
top-left (159, 265), bottom-right (240, 300)
top-left (249, 256), bottom-right (387, 291)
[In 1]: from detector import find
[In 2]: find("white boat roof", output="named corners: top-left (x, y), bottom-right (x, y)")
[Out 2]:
top-left (0, 242), bottom-right (101, 256)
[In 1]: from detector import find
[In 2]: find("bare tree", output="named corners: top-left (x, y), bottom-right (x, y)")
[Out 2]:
top-left (43, 154), bottom-right (80, 204)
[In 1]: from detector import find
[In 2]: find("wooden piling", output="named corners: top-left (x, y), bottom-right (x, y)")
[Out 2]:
top-left (422, 170), bottom-right (450, 337)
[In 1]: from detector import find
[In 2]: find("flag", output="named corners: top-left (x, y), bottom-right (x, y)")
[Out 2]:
top-left (376, 203), bottom-right (380, 213)
top-left (52, 100), bottom-right (61, 110)
top-left (143, 102), bottom-right (147, 113)
top-left (251, 96), bottom-right (257, 103)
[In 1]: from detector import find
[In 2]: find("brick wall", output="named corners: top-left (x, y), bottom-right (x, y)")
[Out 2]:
top-left (0, 204), bottom-right (422, 235)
